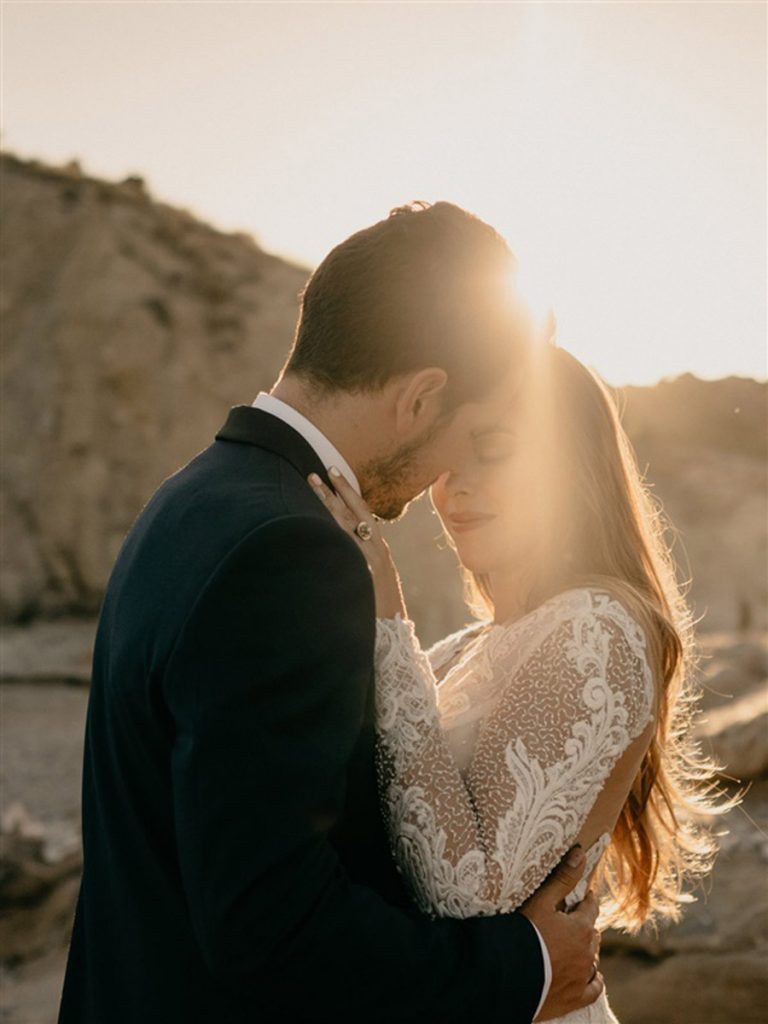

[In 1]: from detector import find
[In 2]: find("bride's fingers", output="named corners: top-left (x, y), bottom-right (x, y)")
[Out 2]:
top-left (308, 473), bottom-right (356, 530)
top-left (328, 466), bottom-right (373, 522)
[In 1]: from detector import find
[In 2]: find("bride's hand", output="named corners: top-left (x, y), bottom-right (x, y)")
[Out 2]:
top-left (308, 467), bottom-right (407, 620)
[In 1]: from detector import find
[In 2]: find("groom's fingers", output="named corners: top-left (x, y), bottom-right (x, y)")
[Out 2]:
top-left (569, 890), bottom-right (599, 930)
top-left (575, 971), bottom-right (604, 1011)
top-left (528, 845), bottom-right (586, 912)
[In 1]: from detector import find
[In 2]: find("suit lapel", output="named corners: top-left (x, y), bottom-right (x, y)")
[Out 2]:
top-left (215, 405), bottom-right (337, 492)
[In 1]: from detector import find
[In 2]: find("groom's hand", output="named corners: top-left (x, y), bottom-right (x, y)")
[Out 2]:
top-left (520, 846), bottom-right (603, 1021)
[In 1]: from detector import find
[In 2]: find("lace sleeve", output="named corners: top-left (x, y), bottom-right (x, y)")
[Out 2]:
top-left (373, 591), bottom-right (656, 919)
top-left (374, 613), bottom-right (492, 918)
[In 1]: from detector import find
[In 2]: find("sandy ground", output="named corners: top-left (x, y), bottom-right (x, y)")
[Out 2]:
top-left (1, 683), bottom-right (88, 1023)
top-left (2, 677), bottom-right (766, 1024)
top-left (1, 684), bottom-right (86, 819)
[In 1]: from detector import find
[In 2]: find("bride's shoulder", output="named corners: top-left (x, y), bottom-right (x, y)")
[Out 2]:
top-left (542, 587), bottom-right (658, 711)
top-left (529, 583), bottom-right (652, 657)
top-left (508, 586), bottom-right (657, 719)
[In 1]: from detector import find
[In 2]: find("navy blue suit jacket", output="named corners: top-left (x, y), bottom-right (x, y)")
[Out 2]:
top-left (57, 405), bottom-right (543, 1023)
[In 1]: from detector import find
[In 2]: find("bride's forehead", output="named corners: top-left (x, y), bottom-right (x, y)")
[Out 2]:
top-left (474, 375), bottom-right (522, 426)
top-left (463, 398), bottom-right (518, 435)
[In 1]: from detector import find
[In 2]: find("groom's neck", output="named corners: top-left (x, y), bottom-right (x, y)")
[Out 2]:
top-left (269, 374), bottom-right (373, 480)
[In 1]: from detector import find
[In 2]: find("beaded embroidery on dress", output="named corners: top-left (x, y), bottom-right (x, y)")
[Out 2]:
top-left (373, 587), bottom-right (656, 1024)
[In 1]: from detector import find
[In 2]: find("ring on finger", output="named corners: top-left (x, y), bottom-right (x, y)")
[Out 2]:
top-left (354, 520), bottom-right (373, 541)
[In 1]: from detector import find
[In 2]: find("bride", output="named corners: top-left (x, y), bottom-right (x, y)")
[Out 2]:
top-left (308, 344), bottom-right (720, 1023)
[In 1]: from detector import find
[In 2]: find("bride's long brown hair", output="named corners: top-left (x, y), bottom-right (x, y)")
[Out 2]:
top-left (460, 343), bottom-right (731, 933)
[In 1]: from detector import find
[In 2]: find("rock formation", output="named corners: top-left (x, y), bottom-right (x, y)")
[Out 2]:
top-left (1, 151), bottom-right (309, 621)
top-left (1, 150), bottom-right (766, 640)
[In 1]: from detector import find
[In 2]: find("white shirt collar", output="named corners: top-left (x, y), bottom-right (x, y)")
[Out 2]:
top-left (251, 392), bottom-right (362, 496)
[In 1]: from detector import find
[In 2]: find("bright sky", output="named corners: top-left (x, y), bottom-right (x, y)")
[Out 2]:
top-left (2, 1), bottom-right (765, 386)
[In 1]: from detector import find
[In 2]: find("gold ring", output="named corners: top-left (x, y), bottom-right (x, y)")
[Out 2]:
top-left (354, 520), bottom-right (373, 541)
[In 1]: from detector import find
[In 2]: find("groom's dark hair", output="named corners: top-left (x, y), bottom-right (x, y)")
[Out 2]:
top-left (283, 201), bottom-right (529, 413)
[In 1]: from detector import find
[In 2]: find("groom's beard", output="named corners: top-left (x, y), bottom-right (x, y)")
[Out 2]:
top-left (359, 443), bottom-right (423, 521)
top-left (359, 418), bottom-right (448, 522)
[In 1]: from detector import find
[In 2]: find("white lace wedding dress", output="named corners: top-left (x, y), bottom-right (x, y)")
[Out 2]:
top-left (373, 587), bottom-right (656, 1024)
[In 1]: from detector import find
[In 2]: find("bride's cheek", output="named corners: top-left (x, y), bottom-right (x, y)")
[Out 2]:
top-left (428, 480), bottom-right (447, 518)
top-left (483, 463), bottom-right (516, 509)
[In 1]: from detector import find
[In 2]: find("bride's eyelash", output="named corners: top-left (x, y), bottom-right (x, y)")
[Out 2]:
top-left (473, 430), bottom-right (516, 465)
top-left (477, 451), bottom-right (513, 465)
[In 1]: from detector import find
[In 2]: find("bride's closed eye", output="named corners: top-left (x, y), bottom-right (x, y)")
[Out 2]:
top-left (477, 450), bottom-right (513, 465)
top-left (474, 430), bottom-right (516, 465)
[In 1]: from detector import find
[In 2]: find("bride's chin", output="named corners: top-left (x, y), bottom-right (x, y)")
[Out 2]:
top-left (454, 545), bottom-right (495, 576)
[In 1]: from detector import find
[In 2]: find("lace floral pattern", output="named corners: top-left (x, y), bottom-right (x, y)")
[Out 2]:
top-left (373, 587), bottom-right (655, 927)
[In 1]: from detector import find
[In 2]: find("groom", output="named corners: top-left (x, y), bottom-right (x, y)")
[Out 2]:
top-left (58, 202), bottom-right (602, 1024)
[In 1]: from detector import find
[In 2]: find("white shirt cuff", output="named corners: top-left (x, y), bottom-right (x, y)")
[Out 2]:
top-left (530, 921), bottom-right (552, 1021)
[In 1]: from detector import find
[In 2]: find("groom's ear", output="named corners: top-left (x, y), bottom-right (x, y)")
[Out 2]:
top-left (393, 367), bottom-right (449, 436)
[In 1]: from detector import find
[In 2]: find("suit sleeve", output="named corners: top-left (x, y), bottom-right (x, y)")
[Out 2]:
top-left (163, 512), bottom-right (544, 1023)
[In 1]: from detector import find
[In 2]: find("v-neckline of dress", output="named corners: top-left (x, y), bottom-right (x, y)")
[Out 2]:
top-left (434, 587), bottom-right (591, 689)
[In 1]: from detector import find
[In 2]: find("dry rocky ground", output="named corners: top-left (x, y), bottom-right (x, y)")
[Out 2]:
top-left (1, 622), bottom-right (766, 1024)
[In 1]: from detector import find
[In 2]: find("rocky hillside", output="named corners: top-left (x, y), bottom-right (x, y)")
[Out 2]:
top-left (0, 151), bottom-right (309, 620)
top-left (620, 375), bottom-right (767, 632)
top-left (1, 151), bottom-right (766, 633)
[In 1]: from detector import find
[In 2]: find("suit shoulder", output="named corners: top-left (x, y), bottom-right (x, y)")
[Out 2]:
top-left (216, 508), bottom-right (372, 584)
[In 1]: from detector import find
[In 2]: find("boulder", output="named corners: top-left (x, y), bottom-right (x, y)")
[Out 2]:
top-left (0, 803), bottom-right (82, 963)
top-left (601, 946), bottom-right (768, 1024)
top-left (0, 620), bottom-right (96, 685)
top-left (696, 683), bottom-right (768, 781)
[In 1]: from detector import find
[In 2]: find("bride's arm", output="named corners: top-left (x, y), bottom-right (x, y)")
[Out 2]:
top-left (374, 591), bottom-right (657, 916)
top-left (374, 613), bottom-right (495, 917)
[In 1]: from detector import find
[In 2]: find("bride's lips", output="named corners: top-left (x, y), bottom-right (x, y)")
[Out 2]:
top-left (447, 511), bottom-right (497, 534)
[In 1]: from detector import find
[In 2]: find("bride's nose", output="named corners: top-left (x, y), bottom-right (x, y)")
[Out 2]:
top-left (439, 468), bottom-right (474, 497)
